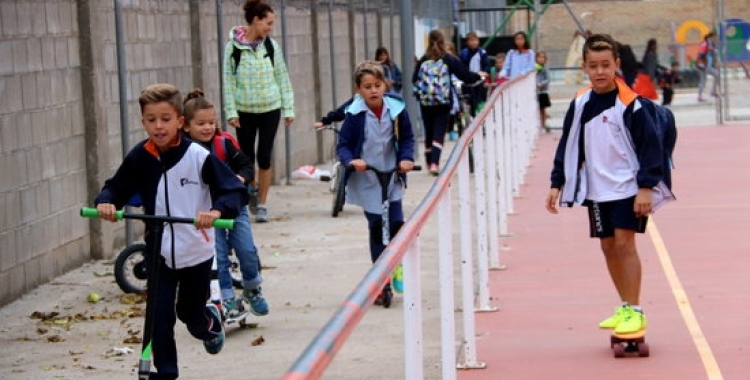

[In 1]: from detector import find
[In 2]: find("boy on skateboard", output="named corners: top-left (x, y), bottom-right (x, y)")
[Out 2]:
top-left (545, 34), bottom-right (673, 335)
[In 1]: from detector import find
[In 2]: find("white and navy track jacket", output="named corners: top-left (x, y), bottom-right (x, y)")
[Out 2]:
top-left (550, 78), bottom-right (673, 210)
top-left (95, 136), bottom-right (247, 269)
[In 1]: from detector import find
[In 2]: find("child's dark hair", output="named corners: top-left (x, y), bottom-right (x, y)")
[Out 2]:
top-left (139, 83), bottom-right (183, 115)
top-left (183, 88), bottom-right (215, 125)
top-left (243, 0), bottom-right (273, 25)
top-left (374, 46), bottom-right (390, 62)
top-left (353, 60), bottom-right (386, 87)
top-left (582, 33), bottom-right (619, 61)
top-left (466, 31), bottom-right (479, 41)
top-left (513, 31), bottom-right (531, 50)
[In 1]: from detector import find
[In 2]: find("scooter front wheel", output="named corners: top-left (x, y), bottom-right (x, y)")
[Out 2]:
top-left (331, 163), bottom-right (346, 217)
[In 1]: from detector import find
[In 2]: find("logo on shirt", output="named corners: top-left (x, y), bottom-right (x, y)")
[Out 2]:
top-left (602, 116), bottom-right (608, 123)
top-left (180, 178), bottom-right (199, 187)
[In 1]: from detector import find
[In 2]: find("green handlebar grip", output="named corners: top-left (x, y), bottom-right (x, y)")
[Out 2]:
top-left (212, 219), bottom-right (234, 229)
top-left (80, 207), bottom-right (100, 218)
top-left (80, 207), bottom-right (124, 220)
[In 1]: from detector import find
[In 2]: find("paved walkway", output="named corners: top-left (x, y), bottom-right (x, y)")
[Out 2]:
top-left (0, 82), bottom-right (748, 380)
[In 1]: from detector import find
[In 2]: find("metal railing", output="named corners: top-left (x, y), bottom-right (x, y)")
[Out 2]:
top-left (282, 72), bottom-right (540, 380)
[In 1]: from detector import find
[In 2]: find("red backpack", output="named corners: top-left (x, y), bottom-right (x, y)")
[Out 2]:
top-left (212, 131), bottom-right (241, 162)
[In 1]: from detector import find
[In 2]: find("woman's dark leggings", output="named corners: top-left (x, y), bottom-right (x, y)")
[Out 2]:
top-left (236, 109), bottom-right (281, 170)
top-left (420, 104), bottom-right (451, 166)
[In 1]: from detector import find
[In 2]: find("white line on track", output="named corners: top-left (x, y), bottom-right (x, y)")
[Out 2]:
top-left (648, 219), bottom-right (724, 380)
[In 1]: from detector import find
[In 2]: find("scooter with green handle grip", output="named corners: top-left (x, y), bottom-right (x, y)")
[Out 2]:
top-left (80, 207), bottom-right (233, 380)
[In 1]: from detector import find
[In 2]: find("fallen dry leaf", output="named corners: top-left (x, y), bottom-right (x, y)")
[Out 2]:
top-left (123, 336), bottom-right (142, 344)
top-left (120, 294), bottom-right (146, 305)
top-left (251, 335), bottom-right (265, 346)
top-left (47, 335), bottom-right (65, 343)
top-left (30, 311), bottom-right (59, 320)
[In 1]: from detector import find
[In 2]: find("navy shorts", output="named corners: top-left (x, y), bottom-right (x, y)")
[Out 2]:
top-left (585, 196), bottom-right (648, 238)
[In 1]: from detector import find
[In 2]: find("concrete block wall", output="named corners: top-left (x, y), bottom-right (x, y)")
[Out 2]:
top-left (0, 0), bottom-right (90, 305)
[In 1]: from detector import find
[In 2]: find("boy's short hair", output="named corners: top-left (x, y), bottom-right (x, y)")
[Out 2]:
top-left (466, 31), bottom-right (479, 41)
top-left (139, 83), bottom-right (183, 115)
top-left (352, 60), bottom-right (386, 87)
top-left (582, 33), bottom-right (619, 62)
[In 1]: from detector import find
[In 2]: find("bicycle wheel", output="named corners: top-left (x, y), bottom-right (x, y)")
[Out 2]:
top-left (331, 163), bottom-right (346, 217)
top-left (114, 243), bottom-right (148, 294)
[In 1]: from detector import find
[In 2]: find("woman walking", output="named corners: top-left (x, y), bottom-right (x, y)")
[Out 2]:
top-left (223, 0), bottom-right (295, 223)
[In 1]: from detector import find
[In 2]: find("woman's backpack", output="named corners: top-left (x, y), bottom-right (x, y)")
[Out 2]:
top-left (231, 38), bottom-right (275, 74)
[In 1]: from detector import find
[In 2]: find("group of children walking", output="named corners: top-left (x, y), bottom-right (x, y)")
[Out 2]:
top-left (91, 14), bottom-right (672, 375)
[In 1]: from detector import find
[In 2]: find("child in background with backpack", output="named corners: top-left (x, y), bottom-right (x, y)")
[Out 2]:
top-left (183, 88), bottom-right (269, 319)
top-left (413, 29), bottom-right (486, 175)
top-left (459, 31), bottom-right (491, 116)
top-left (545, 34), bottom-right (674, 336)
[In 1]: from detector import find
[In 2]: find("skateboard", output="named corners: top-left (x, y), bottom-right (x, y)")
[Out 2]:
top-left (224, 308), bottom-right (250, 328)
top-left (610, 329), bottom-right (649, 358)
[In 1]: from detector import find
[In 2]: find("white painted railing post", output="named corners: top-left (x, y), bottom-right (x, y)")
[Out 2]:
top-left (438, 187), bottom-right (456, 380)
top-left (403, 238), bottom-right (423, 380)
top-left (471, 125), bottom-right (495, 312)
top-left (457, 147), bottom-right (487, 370)
top-left (485, 115), bottom-right (502, 270)
top-left (502, 92), bottom-right (515, 219)
top-left (496, 97), bottom-right (511, 237)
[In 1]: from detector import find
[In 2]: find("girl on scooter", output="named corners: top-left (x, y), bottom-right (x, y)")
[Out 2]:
top-left (336, 61), bottom-right (416, 304)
